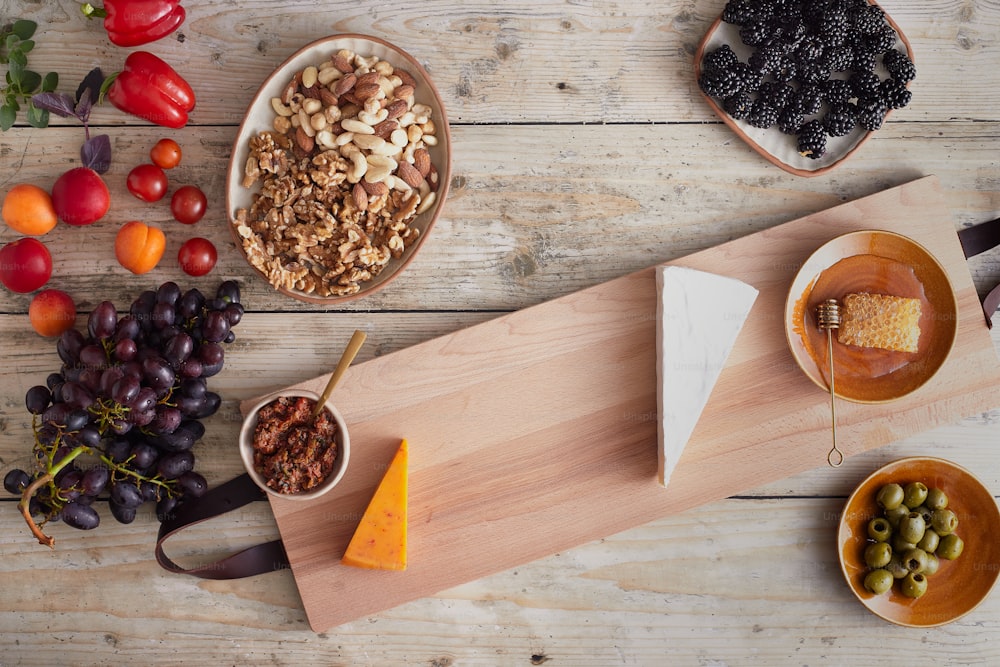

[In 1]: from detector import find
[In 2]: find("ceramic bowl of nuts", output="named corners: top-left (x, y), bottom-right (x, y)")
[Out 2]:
top-left (239, 388), bottom-right (351, 501)
top-left (226, 34), bottom-right (451, 303)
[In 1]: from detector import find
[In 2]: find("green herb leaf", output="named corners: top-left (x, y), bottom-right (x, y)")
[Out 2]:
top-left (18, 39), bottom-right (35, 55)
top-left (0, 104), bottom-right (16, 131)
top-left (41, 71), bottom-right (58, 92)
top-left (5, 33), bottom-right (20, 53)
top-left (25, 103), bottom-right (48, 128)
top-left (9, 48), bottom-right (27, 70)
top-left (20, 69), bottom-right (41, 93)
top-left (11, 20), bottom-right (37, 41)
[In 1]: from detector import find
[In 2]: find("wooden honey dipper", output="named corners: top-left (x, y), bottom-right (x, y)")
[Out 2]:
top-left (816, 299), bottom-right (844, 467)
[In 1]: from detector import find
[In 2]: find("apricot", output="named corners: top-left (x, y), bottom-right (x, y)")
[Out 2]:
top-left (29, 289), bottom-right (77, 337)
top-left (2, 183), bottom-right (58, 235)
top-left (115, 221), bottom-right (166, 274)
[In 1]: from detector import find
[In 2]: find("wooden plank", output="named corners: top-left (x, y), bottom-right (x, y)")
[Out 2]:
top-left (254, 176), bottom-right (1000, 630)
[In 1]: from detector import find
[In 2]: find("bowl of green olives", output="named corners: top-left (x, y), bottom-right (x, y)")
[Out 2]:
top-left (838, 456), bottom-right (1000, 627)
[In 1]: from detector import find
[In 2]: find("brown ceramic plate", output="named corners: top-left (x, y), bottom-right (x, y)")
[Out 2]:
top-left (694, 13), bottom-right (913, 177)
top-left (784, 230), bottom-right (957, 403)
top-left (838, 457), bottom-right (1000, 627)
top-left (226, 34), bottom-right (451, 304)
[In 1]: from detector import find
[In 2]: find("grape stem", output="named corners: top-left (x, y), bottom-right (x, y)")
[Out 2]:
top-left (18, 444), bottom-right (88, 548)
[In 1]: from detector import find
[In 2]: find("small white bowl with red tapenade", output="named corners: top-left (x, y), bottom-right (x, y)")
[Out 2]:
top-left (239, 389), bottom-right (350, 501)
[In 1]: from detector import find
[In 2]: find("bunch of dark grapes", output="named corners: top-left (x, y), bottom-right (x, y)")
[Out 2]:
top-left (699, 0), bottom-right (916, 160)
top-left (3, 280), bottom-right (244, 547)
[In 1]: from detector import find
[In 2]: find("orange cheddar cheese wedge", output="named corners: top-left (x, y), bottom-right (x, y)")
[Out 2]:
top-left (342, 438), bottom-right (408, 570)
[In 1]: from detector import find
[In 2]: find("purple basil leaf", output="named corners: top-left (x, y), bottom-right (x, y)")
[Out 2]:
top-left (75, 88), bottom-right (94, 122)
top-left (31, 92), bottom-right (76, 118)
top-left (76, 68), bottom-right (104, 105)
top-left (81, 134), bottom-right (112, 174)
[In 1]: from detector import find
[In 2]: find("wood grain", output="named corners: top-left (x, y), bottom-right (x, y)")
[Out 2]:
top-left (254, 176), bottom-right (1000, 631)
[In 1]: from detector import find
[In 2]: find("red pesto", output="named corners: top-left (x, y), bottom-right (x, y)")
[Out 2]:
top-left (252, 396), bottom-right (338, 494)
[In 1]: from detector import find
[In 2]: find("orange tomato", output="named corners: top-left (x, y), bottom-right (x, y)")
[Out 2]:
top-left (29, 289), bottom-right (77, 337)
top-left (150, 138), bottom-right (182, 169)
top-left (1, 183), bottom-right (58, 235)
top-left (115, 221), bottom-right (166, 274)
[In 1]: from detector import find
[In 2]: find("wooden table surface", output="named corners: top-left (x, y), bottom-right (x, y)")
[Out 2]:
top-left (1, 1), bottom-right (999, 664)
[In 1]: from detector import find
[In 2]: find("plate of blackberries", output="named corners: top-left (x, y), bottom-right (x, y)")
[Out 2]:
top-left (695, 0), bottom-right (915, 177)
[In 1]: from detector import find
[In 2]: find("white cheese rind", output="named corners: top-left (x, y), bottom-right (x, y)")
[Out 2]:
top-left (656, 266), bottom-right (758, 488)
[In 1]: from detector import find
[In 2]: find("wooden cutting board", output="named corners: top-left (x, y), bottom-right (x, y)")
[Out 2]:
top-left (243, 175), bottom-right (1000, 631)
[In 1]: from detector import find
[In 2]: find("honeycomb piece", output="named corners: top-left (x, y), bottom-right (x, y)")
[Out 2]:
top-left (837, 292), bottom-right (921, 353)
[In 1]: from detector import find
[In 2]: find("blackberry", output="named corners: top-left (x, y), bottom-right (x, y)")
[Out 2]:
top-left (816, 6), bottom-right (850, 47)
top-left (758, 81), bottom-right (795, 111)
top-left (850, 3), bottom-right (886, 35)
top-left (778, 107), bottom-right (804, 135)
top-left (849, 70), bottom-right (881, 100)
top-left (857, 102), bottom-right (888, 131)
top-left (749, 44), bottom-right (786, 75)
top-left (852, 49), bottom-right (878, 73)
top-left (883, 48), bottom-right (916, 82)
top-left (703, 45), bottom-right (740, 72)
top-left (791, 83), bottom-right (824, 115)
top-left (698, 67), bottom-right (743, 99)
top-left (796, 60), bottom-right (831, 85)
top-left (880, 78), bottom-right (912, 109)
top-left (723, 91), bottom-right (754, 120)
top-left (797, 120), bottom-right (828, 159)
top-left (824, 44), bottom-right (854, 72)
top-left (823, 102), bottom-right (858, 137)
top-left (866, 26), bottom-right (898, 54)
top-left (739, 20), bottom-right (775, 48)
top-left (796, 37), bottom-right (826, 64)
top-left (822, 78), bottom-right (853, 105)
top-left (722, 0), bottom-right (760, 26)
top-left (747, 100), bottom-right (780, 129)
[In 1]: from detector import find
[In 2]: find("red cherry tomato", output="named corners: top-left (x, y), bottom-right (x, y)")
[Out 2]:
top-left (150, 138), bottom-right (182, 169)
top-left (126, 164), bottom-right (169, 202)
top-left (0, 237), bottom-right (52, 293)
top-left (171, 185), bottom-right (207, 224)
top-left (177, 237), bottom-right (217, 276)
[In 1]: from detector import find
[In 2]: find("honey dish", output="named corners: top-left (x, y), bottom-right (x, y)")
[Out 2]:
top-left (239, 389), bottom-right (350, 501)
top-left (838, 457), bottom-right (1000, 627)
top-left (784, 230), bottom-right (957, 403)
top-left (226, 34), bottom-right (451, 303)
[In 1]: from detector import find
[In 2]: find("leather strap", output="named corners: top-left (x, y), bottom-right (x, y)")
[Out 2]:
top-left (957, 216), bottom-right (1000, 328)
top-left (155, 473), bottom-right (289, 579)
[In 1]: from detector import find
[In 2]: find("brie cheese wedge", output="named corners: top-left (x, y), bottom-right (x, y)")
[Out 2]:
top-left (656, 266), bottom-right (758, 488)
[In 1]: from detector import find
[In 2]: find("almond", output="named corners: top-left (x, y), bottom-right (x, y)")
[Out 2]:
top-left (373, 119), bottom-right (398, 139)
top-left (413, 148), bottom-right (431, 177)
top-left (428, 164), bottom-right (439, 191)
top-left (333, 73), bottom-right (357, 97)
top-left (394, 84), bottom-right (414, 101)
top-left (332, 51), bottom-right (354, 74)
top-left (352, 183), bottom-right (368, 211)
top-left (385, 100), bottom-right (408, 120)
top-left (320, 88), bottom-right (339, 107)
top-left (295, 126), bottom-right (314, 154)
top-left (396, 161), bottom-right (424, 189)
top-left (361, 180), bottom-right (389, 197)
top-left (356, 71), bottom-right (379, 87)
top-left (353, 82), bottom-right (381, 101)
top-left (395, 69), bottom-right (417, 88)
top-left (281, 79), bottom-right (298, 105)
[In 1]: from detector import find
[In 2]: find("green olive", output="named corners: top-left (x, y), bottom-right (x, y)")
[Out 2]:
top-left (863, 568), bottom-right (894, 595)
top-left (903, 547), bottom-right (929, 574)
top-left (886, 554), bottom-right (909, 579)
top-left (892, 534), bottom-right (917, 555)
top-left (884, 505), bottom-right (909, 528)
top-left (917, 529), bottom-right (940, 554)
top-left (937, 533), bottom-right (965, 560)
top-left (865, 541), bottom-right (893, 569)
top-left (913, 505), bottom-right (934, 525)
top-left (925, 487), bottom-right (948, 511)
top-left (901, 572), bottom-right (929, 598)
top-left (867, 517), bottom-right (892, 542)
top-left (897, 512), bottom-right (926, 544)
top-left (923, 552), bottom-right (941, 576)
top-left (903, 482), bottom-right (928, 509)
top-left (877, 483), bottom-right (905, 511)
top-left (931, 508), bottom-right (959, 535)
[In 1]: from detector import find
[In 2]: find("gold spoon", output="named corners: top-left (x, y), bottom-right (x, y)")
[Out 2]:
top-left (816, 299), bottom-right (844, 467)
top-left (311, 329), bottom-right (367, 420)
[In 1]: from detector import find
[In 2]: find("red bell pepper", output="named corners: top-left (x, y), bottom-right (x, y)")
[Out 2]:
top-left (105, 51), bottom-right (195, 129)
top-left (82, 1), bottom-right (186, 47)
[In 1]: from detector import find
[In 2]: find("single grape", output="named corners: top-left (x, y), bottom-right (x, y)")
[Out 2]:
top-left (88, 301), bottom-right (118, 340)
top-left (109, 501), bottom-right (137, 524)
top-left (223, 302), bottom-right (244, 326)
top-left (114, 338), bottom-right (138, 362)
top-left (177, 288), bottom-right (205, 319)
top-left (201, 310), bottom-right (230, 343)
top-left (77, 367), bottom-right (102, 394)
top-left (151, 302), bottom-right (176, 330)
top-left (76, 425), bottom-right (102, 448)
top-left (129, 442), bottom-right (160, 471)
top-left (57, 328), bottom-right (85, 365)
top-left (217, 280), bottom-right (241, 304)
top-left (150, 406), bottom-right (182, 435)
top-left (25, 385), bottom-right (52, 414)
top-left (156, 495), bottom-right (179, 522)
top-left (197, 342), bottom-right (224, 377)
top-left (61, 501), bottom-right (101, 530)
top-left (103, 438), bottom-right (132, 463)
top-left (98, 366), bottom-right (125, 397)
top-left (192, 392), bottom-right (221, 419)
top-left (4, 468), bottom-right (31, 494)
top-left (156, 281), bottom-right (182, 305)
top-left (158, 451), bottom-right (195, 479)
top-left (64, 409), bottom-right (90, 432)
top-left (163, 332), bottom-right (194, 367)
top-left (79, 343), bottom-right (108, 368)
top-left (111, 375), bottom-right (141, 405)
top-left (140, 480), bottom-right (163, 503)
top-left (80, 466), bottom-right (110, 495)
top-left (45, 372), bottom-right (63, 389)
top-left (142, 356), bottom-right (176, 392)
top-left (114, 314), bottom-right (141, 342)
top-left (177, 471), bottom-right (207, 498)
top-left (179, 377), bottom-right (206, 398)
top-left (110, 481), bottom-right (143, 509)
top-left (176, 395), bottom-right (206, 418)
top-left (177, 358), bottom-right (203, 378)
